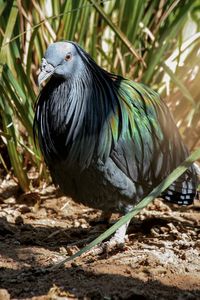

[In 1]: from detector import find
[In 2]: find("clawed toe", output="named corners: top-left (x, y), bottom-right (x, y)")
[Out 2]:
top-left (86, 235), bottom-right (129, 256)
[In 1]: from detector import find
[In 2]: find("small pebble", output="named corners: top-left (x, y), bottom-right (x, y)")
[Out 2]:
top-left (18, 205), bottom-right (31, 214)
top-left (195, 240), bottom-right (200, 249)
top-left (0, 289), bottom-right (10, 300)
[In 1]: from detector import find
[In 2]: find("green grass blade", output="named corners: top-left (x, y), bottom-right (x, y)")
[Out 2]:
top-left (2, 64), bottom-right (27, 102)
top-left (88, 0), bottom-right (146, 66)
top-left (0, 0), bottom-right (18, 75)
top-left (51, 147), bottom-right (200, 269)
top-left (0, 0), bottom-right (7, 17)
top-left (0, 96), bottom-right (30, 192)
top-left (26, 26), bottom-right (40, 78)
top-left (0, 152), bottom-right (9, 174)
top-left (143, 1), bottom-right (194, 84)
top-left (2, 68), bottom-right (34, 137)
top-left (0, 0), bottom-right (18, 50)
top-left (14, 58), bottom-right (36, 103)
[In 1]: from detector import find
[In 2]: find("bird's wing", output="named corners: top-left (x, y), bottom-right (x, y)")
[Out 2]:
top-left (109, 79), bottom-right (192, 187)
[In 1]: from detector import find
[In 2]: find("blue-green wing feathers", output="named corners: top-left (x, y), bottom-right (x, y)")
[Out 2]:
top-left (108, 79), bottom-right (197, 203)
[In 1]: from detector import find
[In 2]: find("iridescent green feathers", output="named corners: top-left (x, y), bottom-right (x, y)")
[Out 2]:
top-left (110, 79), bottom-right (189, 183)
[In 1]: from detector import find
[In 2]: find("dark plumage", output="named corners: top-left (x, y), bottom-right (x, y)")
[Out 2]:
top-left (34, 41), bottom-right (198, 245)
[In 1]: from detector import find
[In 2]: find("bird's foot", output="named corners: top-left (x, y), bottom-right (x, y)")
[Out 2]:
top-left (88, 235), bottom-right (129, 256)
top-left (105, 234), bottom-right (129, 252)
top-left (87, 221), bottom-right (130, 256)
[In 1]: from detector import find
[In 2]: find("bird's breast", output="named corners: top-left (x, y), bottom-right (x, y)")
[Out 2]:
top-left (50, 157), bottom-right (146, 213)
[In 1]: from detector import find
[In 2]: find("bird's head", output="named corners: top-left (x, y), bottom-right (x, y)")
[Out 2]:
top-left (38, 41), bottom-right (86, 86)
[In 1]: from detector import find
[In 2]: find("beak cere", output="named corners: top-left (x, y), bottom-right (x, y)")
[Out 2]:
top-left (38, 58), bottom-right (55, 86)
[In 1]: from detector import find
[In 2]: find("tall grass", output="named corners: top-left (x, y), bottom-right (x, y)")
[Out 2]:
top-left (0, 0), bottom-right (199, 191)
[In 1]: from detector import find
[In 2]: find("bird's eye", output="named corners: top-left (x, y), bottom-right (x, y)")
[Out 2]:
top-left (65, 53), bottom-right (72, 61)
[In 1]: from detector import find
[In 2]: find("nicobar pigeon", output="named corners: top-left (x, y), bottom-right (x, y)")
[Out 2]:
top-left (34, 41), bottom-right (198, 247)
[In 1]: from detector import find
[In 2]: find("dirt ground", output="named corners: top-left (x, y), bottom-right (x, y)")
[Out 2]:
top-left (0, 177), bottom-right (200, 300)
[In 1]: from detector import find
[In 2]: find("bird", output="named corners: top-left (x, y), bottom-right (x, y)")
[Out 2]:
top-left (34, 41), bottom-right (198, 249)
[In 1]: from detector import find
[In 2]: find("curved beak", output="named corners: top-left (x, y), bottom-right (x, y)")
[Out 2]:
top-left (38, 58), bottom-right (55, 86)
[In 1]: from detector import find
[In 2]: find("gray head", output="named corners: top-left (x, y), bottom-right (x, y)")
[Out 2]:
top-left (38, 41), bottom-right (85, 86)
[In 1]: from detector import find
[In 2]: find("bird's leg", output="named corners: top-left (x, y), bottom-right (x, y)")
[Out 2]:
top-left (106, 205), bottom-right (134, 248)
top-left (88, 206), bottom-right (133, 255)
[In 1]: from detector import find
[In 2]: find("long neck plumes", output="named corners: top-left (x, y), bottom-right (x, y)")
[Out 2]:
top-left (34, 54), bottom-right (123, 168)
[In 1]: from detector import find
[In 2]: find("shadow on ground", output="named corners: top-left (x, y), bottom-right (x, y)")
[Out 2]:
top-left (1, 264), bottom-right (200, 299)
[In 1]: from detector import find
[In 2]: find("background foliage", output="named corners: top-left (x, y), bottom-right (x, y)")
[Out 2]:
top-left (0, 0), bottom-right (199, 192)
